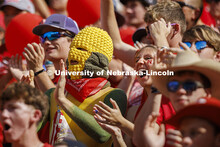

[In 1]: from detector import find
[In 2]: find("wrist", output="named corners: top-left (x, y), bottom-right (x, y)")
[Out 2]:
top-left (151, 86), bottom-right (161, 94)
top-left (34, 69), bottom-right (45, 76)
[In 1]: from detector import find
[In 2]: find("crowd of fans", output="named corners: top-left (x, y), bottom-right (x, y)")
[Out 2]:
top-left (0, 0), bottom-right (220, 147)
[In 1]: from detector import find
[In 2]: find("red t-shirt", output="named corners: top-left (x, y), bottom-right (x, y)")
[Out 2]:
top-left (135, 94), bottom-right (176, 130)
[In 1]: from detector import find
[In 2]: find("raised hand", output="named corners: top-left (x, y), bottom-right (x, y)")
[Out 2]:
top-left (134, 41), bottom-right (147, 50)
top-left (93, 98), bottom-right (123, 126)
top-left (23, 43), bottom-right (45, 72)
top-left (8, 54), bottom-right (28, 81)
top-left (141, 112), bottom-right (165, 147)
top-left (54, 59), bottom-right (66, 103)
top-left (21, 70), bottom-right (35, 87)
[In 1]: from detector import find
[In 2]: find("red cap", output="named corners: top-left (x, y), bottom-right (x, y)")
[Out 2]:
top-left (165, 97), bottom-right (220, 128)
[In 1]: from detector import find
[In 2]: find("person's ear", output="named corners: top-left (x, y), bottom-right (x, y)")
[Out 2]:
top-left (214, 51), bottom-right (220, 62)
top-left (171, 23), bottom-right (180, 38)
top-left (192, 9), bottom-right (201, 21)
top-left (204, 88), bottom-right (212, 98)
top-left (30, 109), bottom-right (42, 123)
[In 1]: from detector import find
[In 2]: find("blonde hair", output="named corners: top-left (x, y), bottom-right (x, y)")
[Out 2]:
top-left (183, 25), bottom-right (220, 52)
top-left (144, 1), bottom-right (186, 35)
top-left (135, 44), bottom-right (157, 59)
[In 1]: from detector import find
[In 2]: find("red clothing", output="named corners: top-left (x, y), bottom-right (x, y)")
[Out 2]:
top-left (43, 143), bottom-right (53, 147)
top-left (156, 96), bottom-right (176, 130)
top-left (128, 79), bottom-right (144, 108)
top-left (200, 1), bottom-right (216, 26)
top-left (135, 94), bottom-right (176, 130)
top-left (119, 26), bottom-right (136, 46)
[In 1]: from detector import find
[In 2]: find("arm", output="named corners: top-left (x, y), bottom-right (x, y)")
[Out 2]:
top-left (137, 113), bottom-right (165, 147)
top-left (94, 98), bottom-right (134, 137)
top-left (117, 63), bottom-right (136, 97)
top-left (54, 59), bottom-right (111, 143)
top-left (101, 0), bottom-right (136, 67)
top-left (32, 0), bottom-right (50, 18)
top-left (133, 92), bottom-right (162, 146)
top-left (23, 43), bottom-right (56, 92)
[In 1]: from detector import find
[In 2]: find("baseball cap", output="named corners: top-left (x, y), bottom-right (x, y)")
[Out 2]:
top-left (165, 97), bottom-right (220, 128)
top-left (0, 0), bottom-right (35, 13)
top-left (33, 14), bottom-right (79, 36)
top-left (132, 27), bottom-right (147, 43)
top-left (120, 0), bottom-right (157, 6)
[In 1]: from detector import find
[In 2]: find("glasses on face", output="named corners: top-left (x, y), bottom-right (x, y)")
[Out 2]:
top-left (181, 41), bottom-right (208, 50)
top-left (40, 31), bottom-right (73, 43)
top-left (176, 1), bottom-right (196, 9)
top-left (145, 23), bottom-right (177, 36)
top-left (167, 80), bottom-right (204, 93)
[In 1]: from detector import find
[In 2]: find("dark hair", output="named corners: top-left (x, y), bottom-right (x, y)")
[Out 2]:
top-left (0, 82), bottom-right (49, 123)
top-left (174, 70), bottom-right (211, 88)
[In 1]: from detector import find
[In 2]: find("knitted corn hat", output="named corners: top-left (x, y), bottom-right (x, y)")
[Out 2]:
top-left (68, 27), bottom-right (113, 80)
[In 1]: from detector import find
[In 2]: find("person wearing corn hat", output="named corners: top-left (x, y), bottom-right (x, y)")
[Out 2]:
top-left (44, 27), bottom-right (127, 146)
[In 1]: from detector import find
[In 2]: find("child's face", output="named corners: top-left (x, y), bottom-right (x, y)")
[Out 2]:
top-left (0, 99), bottom-right (35, 142)
top-left (180, 117), bottom-right (217, 147)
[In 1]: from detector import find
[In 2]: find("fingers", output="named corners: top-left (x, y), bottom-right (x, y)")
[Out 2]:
top-left (32, 42), bottom-right (41, 55)
top-left (134, 41), bottom-right (146, 49)
top-left (179, 42), bottom-right (191, 51)
top-left (110, 98), bottom-right (120, 110)
top-left (158, 124), bottom-right (165, 136)
top-left (94, 104), bottom-right (111, 117)
top-left (26, 43), bottom-right (38, 58)
top-left (39, 43), bottom-right (45, 56)
top-left (167, 129), bottom-right (183, 146)
top-left (18, 55), bottom-right (22, 70)
top-left (29, 70), bottom-right (34, 81)
top-left (98, 101), bottom-right (112, 112)
top-left (57, 59), bottom-right (66, 88)
top-left (145, 112), bottom-right (159, 128)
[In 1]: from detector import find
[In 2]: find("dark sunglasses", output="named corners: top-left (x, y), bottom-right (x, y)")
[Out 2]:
top-left (176, 1), bottom-right (196, 9)
top-left (167, 80), bottom-right (204, 93)
top-left (145, 23), bottom-right (177, 36)
top-left (40, 31), bottom-right (73, 43)
top-left (181, 41), bottom-right (208, 50)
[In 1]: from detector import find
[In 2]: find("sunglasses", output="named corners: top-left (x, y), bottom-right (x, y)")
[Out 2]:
top-left (176, 1), bottom-right (196, 9)
top-left (181, 41), bottom-right (208, 50)
top-left (167, 80), bottom-right (204, 93)
top-left (145, 23), bottom-right (177, 36)
top-left (40, 31), bottom-right (73, 43)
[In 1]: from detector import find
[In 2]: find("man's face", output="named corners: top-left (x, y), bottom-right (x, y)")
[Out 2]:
top-left (180, 117), bottom-right (216, 147)
top-left (41, 27), bottom-right (72, 62)
top-left (182, 39), bottom-right (216, 60)
top-left (168, 73), bottom-right (210, 111)
top-left (125, 1), bottom-right (146, 28)
top-left (173, 0), bottom-right (199, 30)
top-left (3, 6), bottom-right (22, 26)
top-left (0, 99), bottom-right (35, 142)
